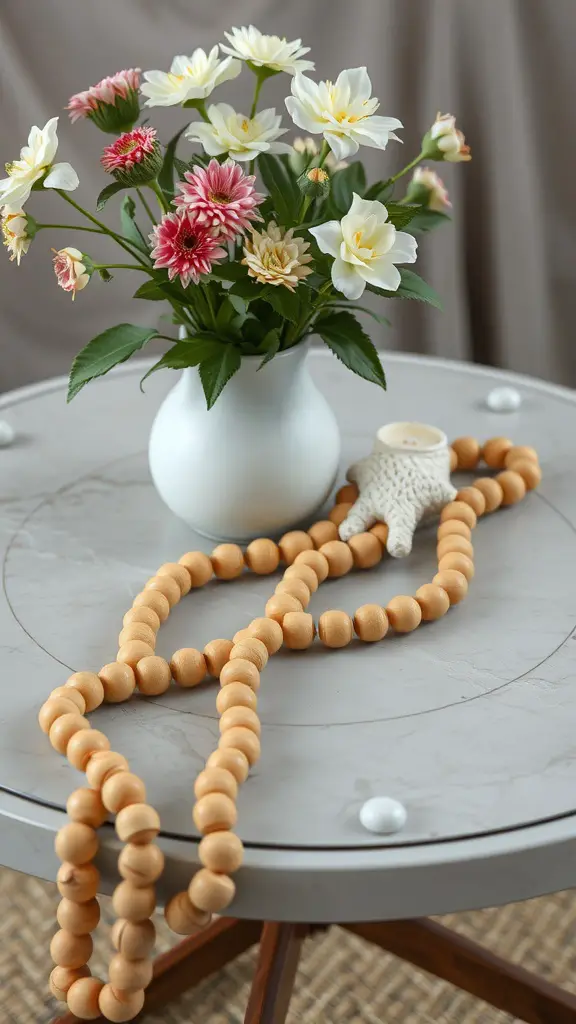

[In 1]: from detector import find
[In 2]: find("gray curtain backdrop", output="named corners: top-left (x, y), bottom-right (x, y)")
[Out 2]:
top-left (0, 0), bottom-right (574, 392)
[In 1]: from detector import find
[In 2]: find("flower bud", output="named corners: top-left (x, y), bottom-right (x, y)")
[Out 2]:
top-left (405, 168), bottom-right (451, 212)
top-left (52, 247), bottom-right (92, 300)
top-left (421, 112), bottom-right (471, 163)
top-left (101, 127), bottom-right (163, 186)
top-left (67, 70), bottom-right (141, 134)
top-left (1, 207), bottom-right (35, 264)
top-left (297, 166), bottom-right (331, 199)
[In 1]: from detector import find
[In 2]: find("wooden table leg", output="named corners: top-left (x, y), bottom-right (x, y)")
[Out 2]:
top-left (344, 918), bottom-right (576, 1024)
top-left (244, 922), bottom-right (310, 1024)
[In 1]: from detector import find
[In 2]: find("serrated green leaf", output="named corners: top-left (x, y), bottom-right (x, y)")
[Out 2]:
top-left (158, 125), bottom-right (188, 198)
top-left (261, 285), bottom-right (300, 324)
top-left (199, 345), bottom-right (242, 409)
top-left (321, 303), bottom-right (391, 328)
top-left (96, 181), bottom-right (127, 212)
top-left (406, 208), bottom-right (451, 234)
top-left (140, 337), bottom-right (224, 387)
top-left (257, 153), bottom-right (300, 227)
top-left (120, 194), bottom-right (150, 258)
top-left (331, 162), bottom-right (366, 214)
top-left (229, 278), bottom-right (263, 302)
top-left (363, 179), bottom-right (394, 202)
top-left (133, 280), bottom-right (166, 301)
top-left (257, 328), bottom-right (281, 369)
top-left (68, 324), bottom-right (158, 401)
top-left (383, 202), bottom-right (421, 230)
top-left (368, 268), bottom-right (442, 309)
top-left (209, 262), bottom-right (250, 283)
top-left (315, 311), bottom-right (386, 389)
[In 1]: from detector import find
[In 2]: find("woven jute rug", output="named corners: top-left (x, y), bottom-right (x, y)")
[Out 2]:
top-left (1, 866), bottom-right (575, 1024)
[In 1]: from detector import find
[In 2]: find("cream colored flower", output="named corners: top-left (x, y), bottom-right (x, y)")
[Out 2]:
top-left (291, 136), bottom-right (348, 172)
top-left (52, 246), bottom-right (91, 300)
top-left (141, 47), bottom-right (241, 107)
top-left (0, 117), bottom-right (78, 213)
top-left (243, 221), bottom-right (313, 290)
top-left (429, 112), bottom-right (471, 162)
top-left (1, 207), bottom-right (32, 264)
top-left (221, 26), bottom-right (314, 75)
top-left (186, 103), bottom-right (291, 162)
top-left (409, 167), bottom-right (451, 212)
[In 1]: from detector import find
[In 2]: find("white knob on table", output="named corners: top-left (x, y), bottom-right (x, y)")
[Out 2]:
top-left (486, 387), bottom-right (522, 412)
top-left (359, 796), bottom-right (407, 834)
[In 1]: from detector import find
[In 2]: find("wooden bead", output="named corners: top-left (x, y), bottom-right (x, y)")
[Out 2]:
top-left (39, 696), bottom-right (81, 734)
top-left (319, 540), bottom-right (354, 578)
top-left (67, 729), bottom-right (110, 771)
top-left (437, 535), bottom-right (474, 560)
top-left (433, 569), bottom-right (469, 604)
top-left (49, 965), bottom-right (91, 1001)
top-left (57, 862), bottom-right (99, 903)
top-left (132, 589), bottom-right (170, 623)
top-left (455, 487), bottom-right (486, 517)
top-left (347, 532), bottom-right (383, 569)
top-left (307, 520), bottom-right (339, 548)
top-left (353, 604), bottom-right (388, 642)
top-left (145, 573), bottom-right (181, 607)
top-left (102, 772), bottom-right (146, 814)
top-left (115, 804), bottom-right (160, 845)
top-left (193, 793), bottom-right (237, 834)
top-left (85, 751), bottom-right (128, 790)
top-left (49, 686), bottom-right (86, 713)
top-left (473, 477), bottom-right (503, 512)
top-left (451, 436), bottom-right (481, 470)
top-left (318, 610), bottom-right (353, 648)
top-left (496, 469), bottom-right (527, 505)
top-left (415, 584), bottom-right (451, 621)
top-left (49, 714), bottom-right (91, 755)
top-left (179, 550), bottom-right (213, 587)
top-left (220, 658), bottom-right (260, 690)
top-left (99, 663), bottom-right (136, 703)
top-left (194, 767), bottom-right (238, 801)
top-left (199, 831), bottom-right (244, 874)
top-left (386, 596), bottom-right (422, 633)
top-left (282, 611), bottom-right (316, 650)
top-left (206, 748), bottom-right (249, 784)
top-left (55, 823), bottom-right (98, 866)
top-left (439, 501), bottom-right (477, 530)
top-left (508, 457), bottom-right (542, 490)
top-left (219, 706), bottom-right (261, 737)
top-left (98, 985), bottom-right (145, 1023)
top-left (112, 881), bottom-right (156, 922)
top-left (436, 519), bottom-right (471, 541)
top-left (118, 843), bottom-right (165, 887)
top-left (67, 788), bottom-right (107, 829)
top-left (111, 918), bottom-right (155, 960)
top-left (122, 606), bottom-right (161, 632)
top-left (189, 868), bottom-right (235, 913)
top-left (278, 530), bottom-right (314, 564)
top-left (211, 543), bottom-right (244, 580)
top-left (245, 617), bottom-right (284, 654)
top-left (203, 638), bottom-right (234, 677)
top-left (216, 682), bottom-right (258, 715)
top-left (233, 627), bottom-right (252, 643)
top-left (50, 929), bottom-right (93, 969)
top-left (219, 727), bottom-right (261, 765)
top-left (157, 561), bottom-right (192, 596)
top-left (284, 563), bottom-right (320, 594)
top-left (135, 655), bottom-right (172, 695)
top-left (65, 672), bottom-right (104, 712)
top-left (335, 482), bottom-right (359, 504)
top-left (117, 640), bottom-right (155, 669)
top-left (370, 522), bottom-right (389, 548)
top-left (329, 501), bottom-right (353, 526)
top-left (229, 638), bottom-right (269, 671)
top-left (482, 436), bottom-right (513, 468)
top-left (504, 444), bottom-right (538, 467)
top-left (118, 623), bottom-right (156, 649)
top-left (164, 892), bottom-right (211, 936)
top-left (57, 897), bottom-right (100, 935)
top-left (294, 548), bottom-right (329, 582)
top-left (449, 446), bottom-right (458, 472)
top-left (265, 594), bottom-right (303, 623)
top-left (66, 977), bottom-right (104, 1019)
top-left (245, 538), bottom-right (280, 575)
top-left (275, 577), bottom-right (311, 608)
top-left (109, 953), bottom-right (153, 993)
top-left (438, 552), bottom-right (475, 581)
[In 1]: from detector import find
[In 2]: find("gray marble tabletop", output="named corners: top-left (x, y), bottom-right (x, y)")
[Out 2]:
top-left (1, 351), bottom-right (576, 923)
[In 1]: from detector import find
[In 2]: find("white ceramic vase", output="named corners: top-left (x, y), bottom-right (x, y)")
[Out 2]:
top-left (148, 343), bottom-right (341, 541)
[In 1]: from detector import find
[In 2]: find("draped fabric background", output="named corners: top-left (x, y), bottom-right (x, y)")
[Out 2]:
top-left (0, 0), bottom-right (574, 392)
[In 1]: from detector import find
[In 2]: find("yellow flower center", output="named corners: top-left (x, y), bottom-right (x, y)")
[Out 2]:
top-left (241, 119), bottom-right (250, 133)
top-left (353, 230), bottom-right (363, 246)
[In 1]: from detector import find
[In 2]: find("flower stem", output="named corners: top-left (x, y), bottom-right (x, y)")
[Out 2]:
top-left (249, 76), bottom-right (264, 119)
top-left (56, 191), bottom-right (148, 265)
top-left (318, 140), bottom-right (331, 168)
top-left (93, 263), bottom-right (149, 271)
top-left (202, 283), bottom-right (217, 331)
top-left (148, 180), bottom-right (170, 215)
top-left (387, 151), bottom-right (425, 186)
top-left (136, 187), bottom-right (156, 225)
top-left (36, 224), bottom-right (105, 234)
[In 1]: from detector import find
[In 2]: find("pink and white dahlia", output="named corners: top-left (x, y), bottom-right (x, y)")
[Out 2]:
top-left (52, 246), bottom-right (91, 300)
top-left (149, 210), bottom-right (227, 288)
top-left (173, 159), bottom-right (264, 241)
top-left (67, 70), bottom-right (141, 133)
top-left (101, 126), bottom-right (162, 185)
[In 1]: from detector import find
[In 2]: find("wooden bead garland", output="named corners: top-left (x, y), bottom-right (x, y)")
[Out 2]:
top-left (40, 437), bottom-right (540, 1021)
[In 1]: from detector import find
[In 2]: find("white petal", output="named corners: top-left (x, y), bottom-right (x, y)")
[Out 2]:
top-left (357, 258), bottom-right (401, 291)
top-left (39, 116), bottom-right (60, 165)
top-left (324, 131), bottom-right (358, 161)
top-left (170, 55), bottom-right (191, 75)
top-left (285, 96), bottom-right (323, 134)
top-left (267, 141), bottom-right (294, 155)
top-left (44, 162), bottom-right (79, 192)
top-left (309, 221), bottom-right (343, 257)
top-left (347, 192), bottom-right (387, 221)
top-left (214, 57), bottom-right (242, 86)
top-left (336, 67), bottom-right (372, 103)
top-left (331, 256), bottom-right (366, 299)
top-left (390, 231), bottom-right (418, 264)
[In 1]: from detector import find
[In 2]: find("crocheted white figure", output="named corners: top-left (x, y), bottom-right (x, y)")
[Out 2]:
top-left (339, 422), bottom-right (457, 558)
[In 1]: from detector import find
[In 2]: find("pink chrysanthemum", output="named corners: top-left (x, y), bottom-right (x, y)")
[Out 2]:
top-left (174, 159), bottom-right (264, 241)
top-left (149, 210), bottom-right (227, 288)
top-left (67, 69), bottom-right (141, 124)
top-left (101, 126), bottom-right (158, 173)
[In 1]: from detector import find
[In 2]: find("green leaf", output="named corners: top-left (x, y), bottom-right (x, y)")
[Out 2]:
top-left (133, 277), bottom-right (192, 305)
top-left (97, 268), bottom-right (113, 283)
top-left (140, 337), bottom-right (224, 387)
top-left (133, 280), bottom-right (166, 301)
top-left (120, 194), bottom-right (150, 258)
top-left (199, 345), bottom-right (242, 409)
top-left (261, 285), bottom-right (300, 324)
top-left (158, 125), bottom-right (188, 198)
top-left (406, 208), bottom-right (451, 234)
top-left (96, 181), bottom-right (127, 212)
top-left (384, 268), bottom-right (443, 309)
top-left (258, 328), bottom-right (281, 369)
top-left (257, 153), bottom-right (300, 227)
top-left (383, 202), bottom-right (421, 230)
top-left (331, 162), bottom-right (366, 214)
top-left (315, 311), bottom-right (386, 389)
top-left (363, 179), bottom-right (394, 202)
top-left (229, 278), bottom-right (263, 302)
top-left (209, 262), bottom-right (250, 283)
top-left (68, 324), bottom-right (158, 401)
top-left (322, 303), bottom-right (391, 328)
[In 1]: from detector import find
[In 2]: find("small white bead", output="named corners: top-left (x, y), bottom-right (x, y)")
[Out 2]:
top-left (0, 420), bottom-right (15, 447)
top-left (486, 387), bottom-right (521, 413)
top-left (359, 797), bottom-right (407, 835)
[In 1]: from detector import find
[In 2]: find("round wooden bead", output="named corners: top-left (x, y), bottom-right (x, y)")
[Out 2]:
top-left (193, 793), bottom-right (237, 834)
top-left (109, 953), bottom-right (153, 993)
top-left (189, 868), bottom-right (235, 913)
top-left (145, 573), bottom-right (181, 607)
top-left (67, 729), bottom-right (110, 771)
top-left (122, 606), bottom-right (161, 632)
top-left (219, 726), bottom-right (261, 765)
top-left (353, 604), bottom-right (389, 642)
top-left (135, 655), bottom-right (172, 695)
top-left (437, 535), bottom-right (474, 560)
top-left (245, 617), bottom-right (284, 654)
top-left (111, 918), bottom-right (156, 960)
top-left (157, 562), bottom-right (192, 597)
top-left (49, 714), bottom-right (91, 755)
top-left (436, 519), bottom-right (472, 542)
top-left (336, 482), bottom-right (359, 504)
top-left (473, 477), bottom-right (504, 512)
top-left (65, 672), bottom-right (105, 712)
top-left (282, 611), bottom-right (316, 650)
top-left (112, 881), bottom-right (156, 922)
top-left (216, 682), bottom-right (258, 715)
top-left (220, 658), bottom-right (260, 690)
top-left (415, 584), bottom-right (451, 621)
top-left (451, 436), bottom-right (481, 470)
top-left (386, 596), bottom-right (422, 633)
top-left (199, 831), bottom-right (244, 874)
top-left (115, 804), bottom-right (160, 845)
top-left (98, 985), bottom-right (145, 1023)
top-left (118, 843), bottom-right (165, 887)
top-left (284, 563), bottom-right (319, 593)
top-left (211, 543), bottom-right (244, 580)
top-left (194, 767), bottom-right (238, 801)
top-left (49, 965), bottom-right (91, 1001)
top-left (318, 610), bottom-right (354, 648)
top-left (294, 549), bottom-right (329, 582)
top-left (164, 892), bottom-right (210, 936)
top-left (118, 622), bottom-right (156, 649)
top-left (99, 663), bottom-right (136, 703)
top-left (50, 929), bottom-right (93, 969)
top-left (57, 862), bottom-right (99, 903)
top-left (275, 577), bottom-right (311, 609)
top-left (370, 522), bottom-right (389, 549)
top-left (482, 436), bottom-right (513, 469)
top-left (55, 823), bottom-right (98, 866)
top-left (132, 589), bottom-right (170, 623)
top-left (439, 501), bottom-right (477, 530)
top-left (206, 748), bottom-right (249, 784)
top-left (67, 788), bottom-right (107, 829)
top-left (229, 638), bottom-right (269, 671)
top-left (178, 550), bottom-right (213, 587)
top-left (433, 569), bottom-right (469, 604)
top-left (449, 446), bottom-right (458, 472)
top-left (278, 530), bottom-right (314, 564)
top-left (66, 977), bottom-right (104, 1019)
top-left (319, 540), bottom-right (354, 578)
top-left (504, 444), bottom-right (538, 467)
top-left (49, 686), bottom-right (86, 713)
top-left (233, 627), bottom-right (252, 644)
top-left (307, 520), bottom-right (339, 548)
top-left (438, 552), bottom-right (475, 581)
top-left (455, 487), bottom-right (486, 517)
top-left (347, 532), bottom-right (383, 570)
top-left (117, 640), bottom-right (155, 669)
top-left (203, 638), bottom-right (234, 677)
top-left (219, 706), bottom-right (261, 737)
top-left (508, 457), bottom-right (541, 490)
top-left (85, 751), bottom-right (128, 790)
top-left (245, 538), bottom-right (280, 575)
top-left (496, 469), bottom-right (527, 505)
top-left (265, 594), bottom-right (303, 623)
top-left (102, 773), bottom-right (146, 814)
top-left (329, 502), bottom-right (353, 527)
top-left (56, 896), bottom-right (100, 936)
top-left (39, 696), bottom-right (81, 734)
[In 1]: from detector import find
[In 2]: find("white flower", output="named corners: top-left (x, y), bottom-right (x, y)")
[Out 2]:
top-left (310, 193), bottom-right (417, 300)
top-left (409, 167), bottom-right (451, 212)
top-left (429, 112), bottom-right (471, 162)
top-left (0, 117), bottom-right (79, 212)
top-left (221, 26), bottom-right (314, 75)
top-left (141, 47), bottom-right (241, 107)
top-left (243, 221), bottom-right (313, 290)
top-left (285, 68), bottom-right (402, 162)
top-left (186, 103), bottom-right (292, 163)
top-left (1, 207), bottom-right (32, 264)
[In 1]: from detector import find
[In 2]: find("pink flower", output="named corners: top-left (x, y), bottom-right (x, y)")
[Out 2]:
top-left (52, 246), bottom-right (91, 300)
top-left (100, 127), bottom-right (162, 185)
top-left (67, 70), bottom-right (141, 133)
top-left (149, 210), bottom-right (227, 287)
top-left (174, 158), bottom-right (264, 241)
